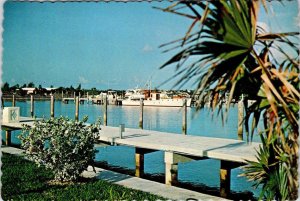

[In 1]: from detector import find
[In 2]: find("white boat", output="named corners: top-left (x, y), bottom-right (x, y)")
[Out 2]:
top-left (122, 89), bottom-right (192, 107)
top-left (92, 90), bottom-right (118, 105)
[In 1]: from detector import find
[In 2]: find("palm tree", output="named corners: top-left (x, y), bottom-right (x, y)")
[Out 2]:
top-left (156, 1), bottom-right (299, 200)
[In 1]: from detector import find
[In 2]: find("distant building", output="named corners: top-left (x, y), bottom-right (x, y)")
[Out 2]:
top-left (45, 87), bottom-right (58, 95)
top-left (21, 87), bottom-right (36, 94)
top-left (45, 87), bottom-right (57, 92)
top-left (19, 87), bottom-right (58, 95)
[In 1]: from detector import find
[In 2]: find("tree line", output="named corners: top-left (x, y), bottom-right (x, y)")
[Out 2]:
top-left (1, 82), bottom-right (105, 97)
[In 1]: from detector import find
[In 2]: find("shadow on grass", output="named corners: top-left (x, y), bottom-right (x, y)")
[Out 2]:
top-left (2, 153), bottom-right (164, 201)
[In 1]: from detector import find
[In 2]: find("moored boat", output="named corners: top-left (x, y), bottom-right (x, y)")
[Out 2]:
top-left (122, 89), bottom-right (191, 107)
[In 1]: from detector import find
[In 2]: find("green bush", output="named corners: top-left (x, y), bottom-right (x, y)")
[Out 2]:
top-left (19, 116), bottom-right (100, 182)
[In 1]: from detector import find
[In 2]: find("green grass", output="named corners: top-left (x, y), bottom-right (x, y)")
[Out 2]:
top-left (1, 153), bottom-right (165, 200)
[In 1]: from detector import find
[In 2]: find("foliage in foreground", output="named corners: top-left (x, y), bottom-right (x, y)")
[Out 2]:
top-left (19, 116), bottom-right (101, 182)
top-left (1, 153), bottom-right (165, 201)
top-left (157, 1), bottom-right (299, 200)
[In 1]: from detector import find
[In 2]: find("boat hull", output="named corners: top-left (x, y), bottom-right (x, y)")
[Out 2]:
top-left (122, 98), bottom-right (192, 107)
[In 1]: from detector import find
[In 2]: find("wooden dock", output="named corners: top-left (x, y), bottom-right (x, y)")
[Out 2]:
top-left (62, 97), bottom-right (89, 104)
top-left (1, 117), bottom-right (261, 198)
top-left (1, 117), bottom-right (38, 130)
top-left (98, 126), bottom-right (260, 197)
top-left (1, 117), bottom-right (39, 147)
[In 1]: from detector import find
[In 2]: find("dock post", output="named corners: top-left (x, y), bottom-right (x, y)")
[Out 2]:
top-left (50, 95), bottom-right (55, 118)
top-left (182, 99), bottom-right (187, 135)
top-left (135, 147), bottom-right (145, 177)
top-left (75, 96), bottom-right (79, 121)
top-left (220, 160), bottom-right (231, 198)
top-left (139, 99), bottom-right (144, 129)
top-left (12, 94), bottom-right (16, 107)
top-left (1, 97), bottom-right (4, 109)
top-left (74, 92), bottom-right (76, 102)
top-left (164, 152), bottom-right (179, 185)
top-left (119, 124), bottom-right (125, 139)
top-left (61, 91), bottom-right (64, 99)
top-left (30, 95), bottom-right (34, 118)
top-left (5, 130), bottom-right (11, 146)
top-left (238, 100), bottom-right (244, 140)
top-left (103, 95), bottom-right (107, 126)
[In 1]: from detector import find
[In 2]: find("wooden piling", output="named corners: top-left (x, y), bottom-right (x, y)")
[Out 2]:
top-left (12, 95), bottom-right (15, 107)
top-left (165, 152), bottom-right (179, 185)
top-left (5, 130), bottom-right (11, 146)
top-left (139, 99), bottom-right (144, 129)
top-left (75, 96), bottom-right (79, 121)
top-left (103, 95), bottom-right (107, 126)
top-left (50, 95), bottom-right (55, 118)
top-left (165, 163), bottom-right (178, 185)
top-left (220, 160), bottom-right (231, 198)
top-left (182, 99), bottom-right (187, 135)
top-left (134, 148), bottom-right (155, 178)
top-left (238, 101), bottom-right (244, 140)
top-left (135, 148), bottom-right (145, 177)
top-left (30, 95), bottom-right (34, 118)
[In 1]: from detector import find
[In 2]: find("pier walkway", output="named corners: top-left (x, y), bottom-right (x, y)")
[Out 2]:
top-left (98, 126), bottom-right (260, 197)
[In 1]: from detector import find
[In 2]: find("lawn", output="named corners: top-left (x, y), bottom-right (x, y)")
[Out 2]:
top-left (1, 153), bottom-right (165, 200)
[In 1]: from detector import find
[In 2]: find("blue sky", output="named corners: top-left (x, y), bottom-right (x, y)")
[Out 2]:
top-left (2, 1), bottom-right (299, 90)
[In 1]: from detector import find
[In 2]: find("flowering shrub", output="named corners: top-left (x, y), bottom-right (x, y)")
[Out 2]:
top-left (19, 116), bottom-right (100, 182)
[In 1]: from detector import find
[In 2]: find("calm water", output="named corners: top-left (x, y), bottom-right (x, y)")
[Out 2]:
top-left (2, 100), bottom-right (261, 198)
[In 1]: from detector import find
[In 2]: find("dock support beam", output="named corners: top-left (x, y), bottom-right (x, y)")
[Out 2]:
top-left (220, 160), bottom-right (231, 198)
top-left (219, 160), bottom-right (243, 198)
top-left (5, 130), bottom-right (11, 146)
top-left (12, 95), bottom-right (15, 107)
top-left (139, 99), bottom-right (143, 129)
top-left (135, 148), bottom-right (155, 178)
top-left (75, 96), bottom-right (79, 121)
top-left (165, 163), bottom-right (178, 185)
top-left (30, 95), bottom-right (34, 118)
top-left (165, 152), bottom-right (195, 185)
top-left (182, 99), bottom-right (187, 134)
top-left (50, 95), bottom-right (55, 118)
top-left (238, 100), bottom-right (244, 140)
top-left (135, 148), bottom-right (144, 177)
top-left (103, 95), bottom-right (107, 126)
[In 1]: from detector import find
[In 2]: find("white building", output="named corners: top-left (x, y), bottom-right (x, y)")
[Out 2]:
top-left (21, 87), bottom-right (36, 94)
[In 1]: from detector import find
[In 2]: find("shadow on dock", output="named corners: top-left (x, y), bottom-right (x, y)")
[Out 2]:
top-left (122, 133), bottom-right (150, 139)
top-left (94, 161), bottom-right (257, 201)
